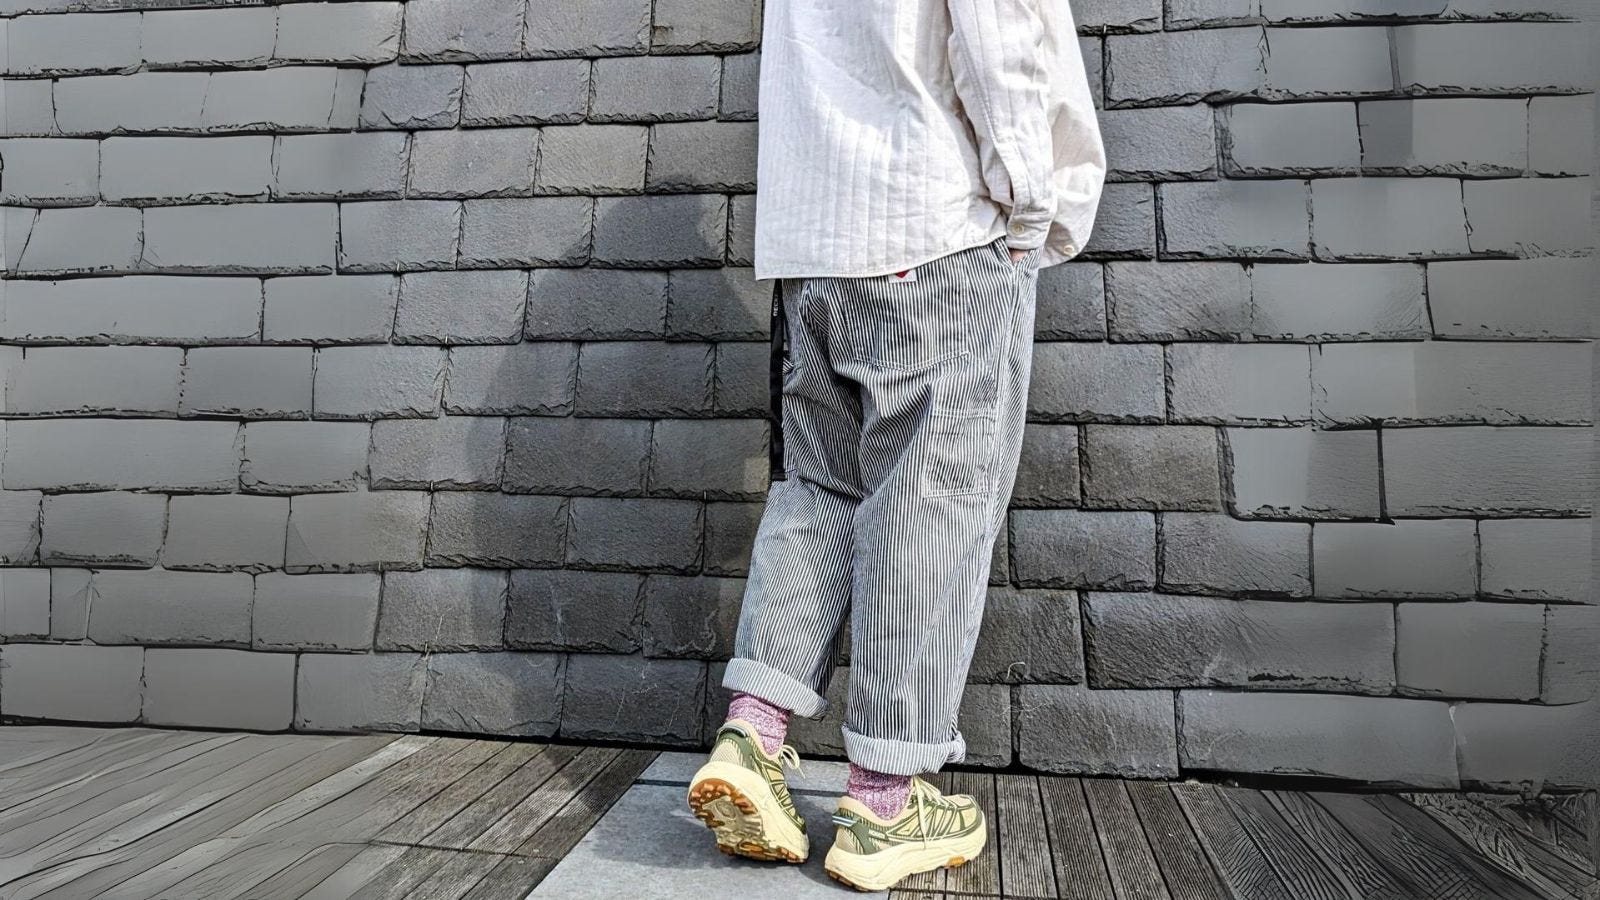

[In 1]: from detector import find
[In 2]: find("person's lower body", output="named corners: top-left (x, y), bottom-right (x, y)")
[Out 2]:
top-left (688, 234), bottom-right (1040, 886)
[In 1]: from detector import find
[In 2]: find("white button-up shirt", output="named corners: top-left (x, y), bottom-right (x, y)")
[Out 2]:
top-left (753, 0), bottom-right (1107, 280)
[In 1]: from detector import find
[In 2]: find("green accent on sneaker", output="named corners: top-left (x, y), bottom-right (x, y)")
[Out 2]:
top-left (831, 777), bottom-right (982, 855)
top-left (713, 721), bottom-right (806, 834)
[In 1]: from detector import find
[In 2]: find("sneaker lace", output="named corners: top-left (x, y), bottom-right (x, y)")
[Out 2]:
top-left (775, 744), bottom-right (804, 776)
top-left (911, 777), bottom-right (938, 848)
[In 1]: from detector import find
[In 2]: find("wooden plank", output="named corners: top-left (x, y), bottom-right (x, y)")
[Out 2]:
top-left (457, 855), bottom-right (558, 900)
top-left (1311, 792), bottom-right (1545, 900)
top-left (424, 744), bottom-right (582, 850)
top-left (1125, 782), bottom-right (1228, 900)
top-left (347, 846), bottom-right (457, 899)
top-left (1267, 791), bottom-right (1416, 900)
top-left (1476, 795), bottom-right (1598, 876)
top-left (0, 732), bottom-right (210, 814)
top-left (235, 842), bottom-right (369, 899)
top-left (1221, 787), bottom-right (1359, 900)
top-left (1171, 782), bottom-right (1292, 900)
top-left (515, 748), bottom-right (657, 858)
top-left (377, 744), bottom-right (542, 845)
top-left (405, 852), bottom-right (508, 900)
top-left (298, 844), bottom-right (410, 900)
top-left (1403, 792), bottom-right (1594, 900)
top-left (1038, 776), bottom-right (1114, 900)
top-left (995, 774), bottom-right (1056, 899)
top-left (943, 771), bottom-right (1000, 896)
top-left (469, 747), bottom-right (620, 853)
top-left (1083, 778), bottom-right (1170, 900)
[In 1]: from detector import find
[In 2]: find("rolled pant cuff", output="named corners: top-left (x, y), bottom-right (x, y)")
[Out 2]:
top-left (842, 725), bottom-right (967, 777)
top-left (722, 657), bottom-right (829, 719)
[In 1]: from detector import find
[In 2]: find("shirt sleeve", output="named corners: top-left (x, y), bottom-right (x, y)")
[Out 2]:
top-left (945, 0), bottom-right (1057, 250)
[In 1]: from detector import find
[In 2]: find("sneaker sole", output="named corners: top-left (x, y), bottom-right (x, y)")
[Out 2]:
top-left (823, 826), bottom-right (987, 892)
top-left (687, 763), bottom-right (808, 864)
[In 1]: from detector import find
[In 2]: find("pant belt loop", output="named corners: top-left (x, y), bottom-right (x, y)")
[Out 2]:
top-left (767, 278), bottom-right (788, 482)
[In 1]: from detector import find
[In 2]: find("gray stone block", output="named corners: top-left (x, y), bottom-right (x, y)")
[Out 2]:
top-left (51, 568), bottom-right (92, 640)
top-left (1480, 517), bottom-right (1591, 603)
top-left (665, 268), bottom-right (768, 340)
top-left (274, 2), bottom-right (403, 64)
top-left (1161, 513), bottom-right (1311, 597)
top-left (1226, 427), bottom-right (1380, 519)
top-left (263, 275), bottom-right (398, 344)
top-left (4, 419), bottom-right (243, 492)
top-left (1106, 27), bottom-right (1267, 104)
top-left (180, 346), bottom-right (314, 417)
top-left (143, 203), bottom-right (338, 274)
top-left (1528, 94), bottom-right (1594, 176)
top-left (295, 651), bottom-right (426, 730)
top-left (1452, 700), bottom-right (1596, 791)
top-left (242, 421), bottom-right (369, 493)
top-left (0, 491), bottom-right (42, 564)
top-left (576, 341), bottom-right (714, 416)
top-left (1101, 105), bottom-right (1217, 180)
top-left (1011, 423), bottom-right (1081, 507)
top-left (1224, 102), bottom-right (1359, 174)
top-left (359, 63), bottom-right (463, 129)
top-left (464, 60), bottom-right (590, 126)
top-left (141, 8), bottom-right (275, 68)
top-left (1311, 177), bottom-right (1470, 259)
top-left (1383, 426), bottom-right (1590, 516)
top-left (535, 124), bottom-right (649, 194)
top-left (1359, 98), bottom-right (1527, 175)
top-left (970, 587), bottom-right (1084, 683)
top-left (201, 67), bottom-right (358, 132)
top-left (6, 11), bottom-right (139, 74)
top-left (704, 501), bottom-right (761, 576)
top-left (1160, 180), bottom-right (1310, 259)
top-left (1250, 262), bottom-right (1428, 340)
top-left (507, 568), bottom-right (643, 652)
top-left (1082, 425), bottom-right (1221, 511)
top-left (87, 568), bottom-right (254, 645)
top-left (9, 206), bottom-right (142, 275)
top-left (1105, 261), bottom-right (1250, 341)
top-left (313, 345), bottom-right (446, 419)
top-left (1011, 509), bottom-right (1156, 590)
top-left (1076, 0), bottom-right (1161, 30)
top-left (1463, 177), bottom-right (1594, 256)
top-left (561, 653), bottom-right (705, 744)
top-left (525, 268), bottom-right (667, 339)
top-left (591, 55), bottom-right (722, 123)
top-left (0, 138), bottom-right (100, 205)
top-left (1034, 263), bottom-right (1106, 340)
top-left (142, 648), bottom-right (295, 731)
top-left (642, 574), bottom-right (744, 659)
top-left (394, 270), bottom-right (527, 344)
top-left (727, 194), bottom-right (756, 265)
top-left (50, 72), bottom-right (206, 134)
top-left (719, 52), bottom-right (760, 120)
top-left (426, 492), bottom-right (567, 567)
top-left (0, 568), bottom-right (50, 638)
top-left (712, 342), bottom-right (768, 416)
top-left (161, 494), bottom-right (289, 572)
top-left (1544, 605), bottom-right (1599, 703)
top-left (401, 0), bottom-right (523, 61)
top-left (1179, 690), bottom-right (1458, 787)
top-left (0, 81), bottom-right (57, 137)
top-left (1170, 344), bottom-right (1313, 425)
top-left (338, 200), bottom-right (461, 272)
top-left (1263, 26), bottom-right (1393, 96)
top-left (274, 132), bottom-right (409, 199)
top-left (1018, 684), bottom-right (1178, 778)
top-left (1394, 22), bottom-right (1589, 92)
top-left (1397, 602), bottom-right (1544, 700)
top-left (647, 121), bottom-right (758, 191)
top-left (1429, 258), bottom-right (1593, 340)
top-left (442, 343), bottom-right (578, 415)
top-left (1084, 183), bottom-right (1156, 257)
top-left (40, 491), bottom-right (165, 567)
top-left (1314, 341), bottom-right (1589, 426)
top-left (525, 0), bottom-right (651, 56)
top-left (7, 346), bottom-right (183, 415)
top-left (593, 194), bottom-right (727, 267)
top-left (649, 418), bottom-right (768, 500)
top-left (958, 683), bottom-right (1014, 768)
top-left (568, 497), bottom-right (703, 573)
top-left (285, 490), bottom-right (430, 572)
top-left (1027, 342), bottom-right (1164, 422)
top-left (1086, 592), bottom-right (1393, 692)
top-left (0, 643), bottom-right (144, 723)
top-left (505, 416), bottom-right (652, 495)
top-left (102, 135), bottom-right (273, 203)
top-left (252, 572), bottom-right (380, 651)
top-left (371, 416), bottom-right (506, 489)
top-left (652, 0), bottom-right (761, 52)
top-left (423, 652), bottom-right (563, 736)
top-left (377, 567), bottom-right (508, 650)
top-left (409, 128), bottom-right (538, 198)
top-left (459, 197), bottom-right (593, 267)
top-left (2, 276), bottom-right (263, 344)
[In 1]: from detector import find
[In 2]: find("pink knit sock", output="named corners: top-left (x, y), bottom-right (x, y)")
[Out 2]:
top-left (726, 692), bottom-right (790, 756)
top-left (847, 764), bottom-right (913, 820)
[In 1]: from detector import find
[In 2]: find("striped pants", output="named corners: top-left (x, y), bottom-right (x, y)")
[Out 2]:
top-left (725, 235), bottom-right (1040, 776)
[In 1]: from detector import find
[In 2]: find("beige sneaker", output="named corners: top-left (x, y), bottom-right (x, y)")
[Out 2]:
top-left (686, 719), bottom-right (809, 863)
top-left (824, 776), bottom-right (987, 891)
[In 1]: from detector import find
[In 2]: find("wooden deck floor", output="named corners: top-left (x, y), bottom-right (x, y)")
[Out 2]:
top-left (0, 726), bottom-right (1594, 899)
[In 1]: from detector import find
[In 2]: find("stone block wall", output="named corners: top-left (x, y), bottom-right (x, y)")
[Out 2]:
top-left (0, 0), bottom-right (1595, 790)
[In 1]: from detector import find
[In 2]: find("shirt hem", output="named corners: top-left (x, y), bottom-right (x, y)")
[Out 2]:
top-left (753, 227), bottom-right (1009, 281)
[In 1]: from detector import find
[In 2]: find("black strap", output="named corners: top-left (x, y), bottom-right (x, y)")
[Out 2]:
top-left (767, 278), bottom-right (788, 482)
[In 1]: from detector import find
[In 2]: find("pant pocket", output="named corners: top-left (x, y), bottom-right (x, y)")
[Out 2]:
top-left (921, 411), bottom-right (996, 498)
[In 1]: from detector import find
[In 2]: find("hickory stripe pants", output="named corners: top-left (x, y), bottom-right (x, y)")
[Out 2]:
top-left (724, 235), bottom-right (1041, 776)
